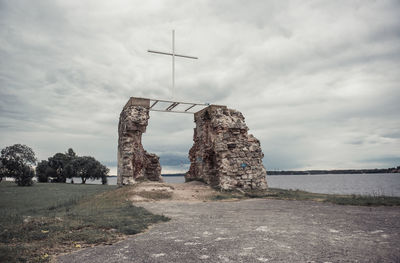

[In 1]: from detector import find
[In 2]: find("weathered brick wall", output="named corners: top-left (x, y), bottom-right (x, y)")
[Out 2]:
top-left (186, 105), bottom-right (268, 190)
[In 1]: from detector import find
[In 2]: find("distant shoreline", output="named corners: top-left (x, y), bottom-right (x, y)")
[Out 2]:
top-left (161, 173), bottom-right (186, 177)
top-left (106, 174), bottom-right (186, 177)
top-left (268, 167), bottom-right (400, 175)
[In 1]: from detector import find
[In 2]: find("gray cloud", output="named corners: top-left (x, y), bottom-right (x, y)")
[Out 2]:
top-left (1, 0), bottom-right (399, 172)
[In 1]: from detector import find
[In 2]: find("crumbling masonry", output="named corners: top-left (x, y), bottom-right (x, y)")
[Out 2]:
top-left (186, 105), bottom-right (267, 190)
top-left (117, 97), bottom-right (268, 190)
top-left (117, 98), bottom-right (162, 185)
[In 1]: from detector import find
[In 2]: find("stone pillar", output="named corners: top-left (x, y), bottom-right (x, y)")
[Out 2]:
top-left (117, 97), bottom-right (162, 185)
top-left (186, 105), bottom-right (268, 190)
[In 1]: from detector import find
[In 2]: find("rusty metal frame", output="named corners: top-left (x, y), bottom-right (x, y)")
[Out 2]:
top-left (149, 98), bottom-right (209, 114)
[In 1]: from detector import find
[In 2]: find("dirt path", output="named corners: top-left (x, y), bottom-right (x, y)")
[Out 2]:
top-left (57, 187), bottom-right (400, 263)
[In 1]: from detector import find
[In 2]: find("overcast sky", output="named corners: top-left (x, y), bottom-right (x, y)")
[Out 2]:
top-left (1, 0), bottom-right (399, 173)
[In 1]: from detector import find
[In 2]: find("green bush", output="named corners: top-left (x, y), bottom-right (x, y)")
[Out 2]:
top-left (15, 166), bottom-right (34, 186)
top-left (36, 160), bottom-right (49, 183)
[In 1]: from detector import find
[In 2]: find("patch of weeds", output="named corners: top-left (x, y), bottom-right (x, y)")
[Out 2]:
top-left (262, 188), bottom-right (400, 206)
top-left (61, 228), bottom-right (109, 244)
top-left (47, 197), bottom-right (80, 211)
top-left (0, 244), bottom-right (35, 263)
top-left (209, 186), bottom-right (400, 206)
top-left (211, 189), bottom-right (246, 200)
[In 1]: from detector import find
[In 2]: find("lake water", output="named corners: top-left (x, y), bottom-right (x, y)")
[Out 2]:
top-left (66, 173), bottom-right (400, 197)
top-left (266, 173), bottom-right (400, 197)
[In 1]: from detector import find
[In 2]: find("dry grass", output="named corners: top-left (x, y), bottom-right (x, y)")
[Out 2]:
top-left (0, 182), bottom-right (169, 263)
top-left (211, 187), bottom-right (400, 206)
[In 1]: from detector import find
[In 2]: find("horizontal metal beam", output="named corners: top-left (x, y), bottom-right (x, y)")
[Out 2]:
top-left (149, 98), bottom-right (208, 106)
top-left (146, 98), bottom-right (210, 114)
top-left (150, 109), bottom-right (194, 114)
top-left (148, 50), bottom-right (198, 60)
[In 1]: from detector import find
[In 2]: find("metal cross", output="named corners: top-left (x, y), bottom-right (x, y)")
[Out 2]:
top-left (148, 30), bottom-right (198, 99)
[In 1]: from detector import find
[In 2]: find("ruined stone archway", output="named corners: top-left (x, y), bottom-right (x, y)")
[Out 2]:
top-left (117, 97), bottom-right (268, 190)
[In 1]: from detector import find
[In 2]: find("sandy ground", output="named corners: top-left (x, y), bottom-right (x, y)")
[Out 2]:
top-left (57, 183), bottom-right (400, 263)
top-left (128, 181), bottom-right (219, 202)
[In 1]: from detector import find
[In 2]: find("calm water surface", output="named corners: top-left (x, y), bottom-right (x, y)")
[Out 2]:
top-left (267, 173), bottom-right (400, 197)
top-left (67, 173), bottom-right (400, 197)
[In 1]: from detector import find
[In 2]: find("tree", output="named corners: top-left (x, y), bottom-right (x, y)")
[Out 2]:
top-left (48, 153), bottom-right (69, 182)
top-left (0, 144), bottom-right (37, 186)
top-left (47, 149), bottom-right (78, 182)
top-left (32, 148), bottom-right (109, 184)
top-left (45, 166), bottom-right (57, 179)
top-left (71, 156), bottom-right (109, 184)
top-left (36, 160), bottom-right (50, 182)
top-left (101, 174), bottom-right (108, 185)
top-left (0, 162), bottom-right (5, 182)
top-left (15, 166), bottom-right (35, 186)
top-left (66, 148), bottom-right (76, 159)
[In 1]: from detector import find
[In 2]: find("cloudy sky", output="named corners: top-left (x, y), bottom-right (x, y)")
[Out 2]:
top-left (1, 0), bottom-right (399, 173)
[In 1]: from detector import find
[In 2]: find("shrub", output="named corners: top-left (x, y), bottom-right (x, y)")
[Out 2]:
top-left (15, 166), bottom-right (34, 186)
top-left (36, 160), bottom-right (49, 182)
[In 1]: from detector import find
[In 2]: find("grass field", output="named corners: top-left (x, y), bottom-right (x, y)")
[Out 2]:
top-left (0, 182), bottom-right (169, 263)
top-left (212, 187), bottom-right (400, 206)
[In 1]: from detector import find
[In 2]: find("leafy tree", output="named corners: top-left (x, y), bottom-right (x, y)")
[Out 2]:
top-left (0, 144), bottom-right (37, 186)
top-left (45, 166), bottom-right (57, 179)
top-left (47, 153), bottom-right (69, 182)
top-left (15, 166), bottom-right (35, 186)
top-left (66, 148), bottom-right (76, 158)
top-left (0, 162), bottom-right (5, 182)
top-left (33, 148), bottom-right (109, 184)
top-left (36, 160), bottom-right (50, 182)
top-left (47, 148), bottom-right (78, 182)
top-left (71, 156), bottom-right (109, 184)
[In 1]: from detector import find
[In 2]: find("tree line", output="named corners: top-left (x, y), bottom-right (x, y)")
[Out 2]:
top-left (0, 144), bottom-right (109, 186)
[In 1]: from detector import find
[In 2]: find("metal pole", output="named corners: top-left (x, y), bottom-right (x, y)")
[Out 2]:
top-left (172, 29), bottom-right (175, 99)
top-left (147, 30), bottom-right (198, 100)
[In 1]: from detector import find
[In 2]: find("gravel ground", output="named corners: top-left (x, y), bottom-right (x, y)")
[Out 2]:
top-left (57, 199), bottom-right (400, 263)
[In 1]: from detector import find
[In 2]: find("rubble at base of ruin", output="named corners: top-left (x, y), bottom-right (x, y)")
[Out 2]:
top-left (185, 105), bottom-right (268, 190)
top-left (117, 97), bottom-right (268, 190)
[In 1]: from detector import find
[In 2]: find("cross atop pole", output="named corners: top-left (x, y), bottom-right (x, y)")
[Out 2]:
top-left (148, 30), bottom-right (198, 99)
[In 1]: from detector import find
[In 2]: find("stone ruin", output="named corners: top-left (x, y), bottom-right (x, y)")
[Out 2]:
top-left (186, 105), bottom-right (267, 190)
top-left (117, 98), bottom-right (162, 185)
top-left (117, 97), bottom-right (268, 190)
